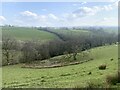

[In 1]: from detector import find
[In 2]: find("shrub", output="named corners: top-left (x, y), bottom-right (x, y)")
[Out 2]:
top-left (110, 58), bottom-right (114, 61)
top-left (106, 74), bottom-right (118, 85)
top-left (106, 71), bottom-right (120, 85)
top-left (98, 64), bottom-right (106, 70)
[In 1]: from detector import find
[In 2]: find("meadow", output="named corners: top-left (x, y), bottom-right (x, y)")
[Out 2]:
top-left (2, 44), bottom-right (118, 88)
top-left (2, 26), bottom-right (59, 41)
top-left (46, 29), bottom-right (92, 39)
top-left (1, 26), bottom-right (119, 88)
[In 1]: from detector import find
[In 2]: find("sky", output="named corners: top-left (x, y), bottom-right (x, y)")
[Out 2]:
top-left (0, 1), bottom-right (118, 27)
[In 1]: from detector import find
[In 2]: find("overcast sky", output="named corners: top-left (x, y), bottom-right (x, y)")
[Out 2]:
top-left (0, 1), bottom-right (118, 27)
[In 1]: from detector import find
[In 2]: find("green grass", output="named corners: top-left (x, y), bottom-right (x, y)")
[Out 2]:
top-left (2, 26), bottom-right (118, 42)
top-left (48, 29), bottom-right (91, 37)
top-left (2, 26), bottom-right (59, 41)
top-left (2, 45), bottom-right (118, 88)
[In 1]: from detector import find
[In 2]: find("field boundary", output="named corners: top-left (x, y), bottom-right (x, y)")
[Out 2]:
top-left (38, 28), bottom-right (66, 41)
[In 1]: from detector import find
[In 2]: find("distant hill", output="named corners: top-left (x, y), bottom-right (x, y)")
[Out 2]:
top-left (2, 26), bottom-right (59, 42)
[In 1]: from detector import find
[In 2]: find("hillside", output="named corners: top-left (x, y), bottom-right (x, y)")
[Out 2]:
top-left (2, 26), bottom-right (59, 41)
top-left (2, 44), bottom-right (118, 88)
top-left (2, 26), bottom-right (117, 42)
top-left (45, 29), bottom-right (92, 38)
top-left (2, 27), bottom-right (93, 42)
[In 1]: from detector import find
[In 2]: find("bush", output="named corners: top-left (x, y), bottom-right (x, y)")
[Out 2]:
top-left (106, 71), bottom-right (120, 85)
top-left (98, 64), bottom-right (106, 70)
top-left (106, 74), bottom-right (118, 85)
top-left (110, 58), bottom-right (114, 61)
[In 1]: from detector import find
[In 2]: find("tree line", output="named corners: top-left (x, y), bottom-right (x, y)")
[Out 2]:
top-left (2, 28), bottom-right (118, 65)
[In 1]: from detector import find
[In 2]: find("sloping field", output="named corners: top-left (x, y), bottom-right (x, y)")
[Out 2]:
top-left (2, 45), bottom-right (118, 88)
top-left (48, 29), bottom-right (91, 37)
top-left (2, 27), bottom-right (59, 41)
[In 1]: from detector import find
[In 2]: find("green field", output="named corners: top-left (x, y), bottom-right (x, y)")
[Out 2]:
top-left (48, 29), bottom-right (91, 37)
top-left (2, 45), bottom-right (118, 88)
top-left (2, 27), bottom-right (59, 41)
top-left (2, 26), bottom-right (116, 42)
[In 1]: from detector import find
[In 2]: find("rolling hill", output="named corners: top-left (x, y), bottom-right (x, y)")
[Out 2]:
top-left (2, 26), bottom-right (59, 41)
top-left (2, 44), bottom-right (118, 88)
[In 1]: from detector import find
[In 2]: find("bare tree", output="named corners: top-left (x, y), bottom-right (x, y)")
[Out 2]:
top-left (21, 40), bottom-right (50, 63)
top-left (2, 36), bottom-right (18, 65)
top-left (21, 41), bottom-right (36, 63)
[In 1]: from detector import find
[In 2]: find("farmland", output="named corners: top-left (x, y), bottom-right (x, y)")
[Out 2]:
top-left (2, 26), bottom-right (59, 41)
top-left (2, 44), bottom-right (118, 88)
top-left (1, 26), bottom-right (119, 88)
top-left (1, 1), bottom-right (119, 89)
top-left (47, 29), bottom-right (91, 37)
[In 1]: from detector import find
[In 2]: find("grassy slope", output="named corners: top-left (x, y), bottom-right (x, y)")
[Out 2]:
top-left (48, 29), bottom-right (91, 37)
top-left (2, 45), bottom-right (118, 88)
top-left (2, 27), bottom-right (59, 41)
top-left (2, 27), bottom-right (118, 41)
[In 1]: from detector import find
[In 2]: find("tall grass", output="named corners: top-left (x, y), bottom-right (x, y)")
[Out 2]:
top-left (106, 71), bottom-right (120, 85)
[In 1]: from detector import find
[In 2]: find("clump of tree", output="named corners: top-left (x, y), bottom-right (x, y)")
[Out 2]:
top-left (2, 35), bottom-right (19, 65)
top-left (21, 41), bottom-right (49, 63)
top-left (2, 27), bottom-right (118, 65)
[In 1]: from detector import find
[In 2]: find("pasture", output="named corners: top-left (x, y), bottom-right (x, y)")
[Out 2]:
top-left (2, 45), bottom-right (118, 88)
top-left (47, 29), bottom-right (91, 38)
top-left (2, 26), bottom-right (59, 41)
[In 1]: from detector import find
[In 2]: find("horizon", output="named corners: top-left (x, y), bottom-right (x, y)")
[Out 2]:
top-left (0, 23), bottom-right (118, 27)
